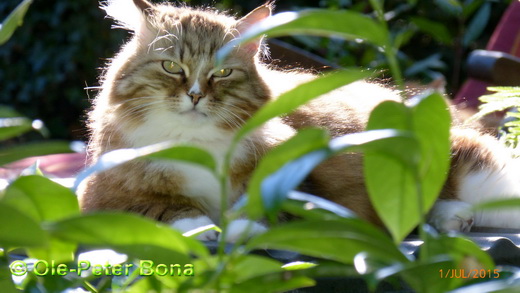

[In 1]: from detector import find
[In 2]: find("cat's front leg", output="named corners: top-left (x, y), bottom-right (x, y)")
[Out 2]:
top-left (173, 218), bottom-right (267, 242)
top-left (171, 215), bottom-right (219, 241)
top-left (221, 219), bottom-right (268, 242)
top-left (427, 200), bottom-right (474, 232)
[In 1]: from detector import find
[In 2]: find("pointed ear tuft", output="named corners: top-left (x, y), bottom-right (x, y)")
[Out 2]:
top-left (236, 3), bottom-right (273, 55)
top-left (132, 0), bottom-right (152, 12)
top-left (101, 0), bottom-right (153, 32)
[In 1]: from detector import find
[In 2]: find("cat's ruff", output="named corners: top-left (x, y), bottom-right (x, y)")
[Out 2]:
top-left (79, 0), bottom-right (520, 241)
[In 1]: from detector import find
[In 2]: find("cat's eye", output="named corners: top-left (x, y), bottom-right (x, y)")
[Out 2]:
top-left (162, 61), bottom-right (184, 74)
top-left (212, 68), bottom-right (233, 78)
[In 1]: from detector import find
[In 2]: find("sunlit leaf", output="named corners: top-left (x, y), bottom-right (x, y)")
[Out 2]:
top-left (46, 212), bottom-right (208, 265)
top-left (0, 117), bottom-right (32, 141)
top-left (3, 176), bottom-right (79, 222)
top-left (244, 129), bottom-right (412, 221)
top-left (246, 128), bottom-right (330, 220)
top-left (234, 69), bottom-right (371, 144)
top-left (246, 219), bottom-right (408, 265)
top-left (471, 198), bottom-right (520, 212)
top-left (217, 9), bottom-right (386, 63)
top-left (0, 0), bottom-right (33, 45)
top-left (74, 142), bottom-right (216, 191)
top-left (230, 255), bottom-right (284, 284)
top-left (2, 176), bottom-right (79, 262)
top-left (282, 261), bottom-right (317, 271)
top-left (365, 92), bottom-right (451, 242)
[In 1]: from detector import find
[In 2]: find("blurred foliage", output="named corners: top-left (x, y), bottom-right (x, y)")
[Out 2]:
top-left (0, 0), bottom-right (512, 140)
top-left (0, 0), bottom-right (126, 140)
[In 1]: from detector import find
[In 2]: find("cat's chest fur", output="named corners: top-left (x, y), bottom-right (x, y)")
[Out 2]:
top-left (123, 106), bottom-right (247, 210)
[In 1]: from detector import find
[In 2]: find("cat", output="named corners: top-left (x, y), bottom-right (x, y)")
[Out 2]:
top-left (79, 0), bottom-right (520, 241)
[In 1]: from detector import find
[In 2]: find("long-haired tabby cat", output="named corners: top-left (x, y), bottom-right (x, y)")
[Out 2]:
top-left (79, 0), bottom-right (520, 241)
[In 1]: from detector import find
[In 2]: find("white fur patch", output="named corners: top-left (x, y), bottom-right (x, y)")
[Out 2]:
top-left (189, 81), bottom-right (201, 96)
top-left (428, 200), bottom-right (474, 232)
top-left (171, 216), bottom-right (218, 241)
top-left (221, 219), bottom-right (267, 242)
top-left (458, 161), bottom-right (520, 228)
top-left (124, 106), bottom-right (250, 215)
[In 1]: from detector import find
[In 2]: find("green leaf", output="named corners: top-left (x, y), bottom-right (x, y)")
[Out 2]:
top-left (246, 128), bottom-right (330, 220)
top-left (0, 141), bottom-right (74, 166)
top-left (0, 266), bottom-right (18, 293)
top-left (234, 69), bottom-right (371, 144)
top-left (145, 145), bottom-right (217, 171)
top-left (242, 129), bottom-right (415, 222)
top-left (434, 0), bottom-right (463, 16)
top-left (365, 92), bottom-right (451, 242)
top-left (46, 212), bottom-right (207, 264)
top-left (411, 93), bottom-right (451, 210)
top-left (282, 261), bottom-right (317, 271)
top-left (0, 0), bottom-right (33, 45)
top-left (74, 142), bottom-right (216, 191)
top-left (243, 129), bottom-right (411, 221)
top-left (427, 234), bottom-right (494, 271)
top-left (246, 219), bottom-right (408, 265)
top-left (0, 115), bottom-right (32, 141)
top-left (217, 9), bottom-right (387, 63)
top-left (471, 198), bottom-right (520, 212)
top-left (410, 17), bottom-right (453, 45)
top-left (462, 0), bottom-right (485, 18)
top-left (2, 176), bottom-right (79, 262)
top-left (3, 176), bottom-right (79, 222)
top-left (230, 274), bottom-right (314, 293)
top-left (230, 255), bottom-right (284, 284)
top-left (405, 228), bottom-right (496, 291)
top-left (0, 203), bottom-right (48, 248)
top-left (462, 2), bottom-right (490, 47)
top-left (377, 258), bottom-right (461, 293)
top-left (226, 255), bottom-right (315, 293)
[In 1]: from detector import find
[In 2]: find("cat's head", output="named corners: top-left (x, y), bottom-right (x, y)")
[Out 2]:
top-left (100, 0), bottom-right (273, 131)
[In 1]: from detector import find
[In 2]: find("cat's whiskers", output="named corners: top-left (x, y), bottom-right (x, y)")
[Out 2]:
top-left (213, 111), bottom-right (237, 130)
top-left (221, 102), bottom-right (254, 118)
top-left (118, 100), bottom-right (165, 123)
top-left (214, 107), bottom-right (242, 129)
top-left (216, 107), bottom-right (247, 128)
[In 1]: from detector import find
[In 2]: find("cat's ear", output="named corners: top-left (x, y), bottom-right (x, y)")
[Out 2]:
top-left (132, 0), bottom-right (153, 11)
top-left (236, 2), bottom-right (273, 54)
top-left (102, 0), bottom-right (155, 40)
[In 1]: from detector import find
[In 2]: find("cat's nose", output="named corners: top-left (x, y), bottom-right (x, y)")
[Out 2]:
top-left (188, 92), bottom-right (205, 105)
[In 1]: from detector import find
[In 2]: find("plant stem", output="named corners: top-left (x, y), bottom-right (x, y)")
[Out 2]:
top-left (368, 0), bottom-right (405, 95)
top-left (414, 172), bottom-right (430, 262)
top-left (214, 141), bottom-right (238, 291)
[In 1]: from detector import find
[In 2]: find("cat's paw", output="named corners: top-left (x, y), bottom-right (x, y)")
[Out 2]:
top-left (171, 216), bottom-right (218, 241)
top-left (428, 200), bottom-right (474, 232)
top-left (220, 219), bottom-right (267, 243)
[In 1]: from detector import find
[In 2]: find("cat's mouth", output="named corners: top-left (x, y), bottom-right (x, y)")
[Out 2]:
top-left (180, 109), bottom-right (208, 119)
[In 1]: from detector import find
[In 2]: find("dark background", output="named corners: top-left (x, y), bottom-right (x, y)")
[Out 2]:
top-left (0, 0), bottom-right (512, 140)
